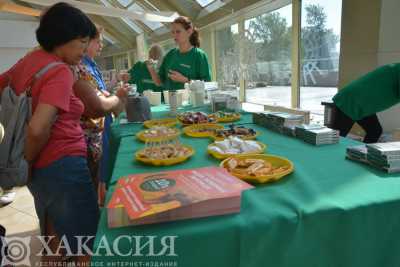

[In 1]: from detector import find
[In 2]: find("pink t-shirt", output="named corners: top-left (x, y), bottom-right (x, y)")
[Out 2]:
top-left (0, 49), bottom-right (87, 168)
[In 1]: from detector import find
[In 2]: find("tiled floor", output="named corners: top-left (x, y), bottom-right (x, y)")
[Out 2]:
top-left (0, 186), bottom-right (42, 264)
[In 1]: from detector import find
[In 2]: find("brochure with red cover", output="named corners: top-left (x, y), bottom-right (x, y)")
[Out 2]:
top-left (107, 166), bottom-right (253, 227)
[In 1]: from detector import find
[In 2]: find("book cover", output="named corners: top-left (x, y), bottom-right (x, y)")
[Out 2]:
top-left (367, 142), bottom-right (400, 155)
top-left (107, 167), bottom-right (253, 227)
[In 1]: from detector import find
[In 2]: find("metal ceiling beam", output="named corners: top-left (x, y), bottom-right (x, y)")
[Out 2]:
top-left (194, 0), bottom-right (259, 28)
top-left (150, 30), bottom-right (171, 43)
top-left (167, 0), bottom-right (199, 18)
top-left (90, 15), bottom-right (135, 48)
top-left (101, 16), bottom-right (138, 40)
top-left (136, 0), bottom-right (168, 29)
top-left (191, 0), bottom-right (203, 9)
top-left (0, 0), bottom-right (40, 16)
top-left (145, 0), bottom-right (190, 18)
top-left (105, 0), bottom-right (154, 34)
top-left (151, 0), bottom-right (261, 43)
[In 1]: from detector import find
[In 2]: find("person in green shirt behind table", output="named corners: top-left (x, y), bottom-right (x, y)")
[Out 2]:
top-left (147, 16), bottom-right (211, 91)
top-left (128, 44), bottom-right (164, 95)
top-left (331, 63), bottom-right (400, 143)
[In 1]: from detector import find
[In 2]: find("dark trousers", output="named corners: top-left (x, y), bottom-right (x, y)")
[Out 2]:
top-left (332, 105), bottom-right (383, 143)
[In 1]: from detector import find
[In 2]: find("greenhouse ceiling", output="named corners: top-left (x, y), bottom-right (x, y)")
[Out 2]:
top-left (0, 0), bottom-right (264, 49)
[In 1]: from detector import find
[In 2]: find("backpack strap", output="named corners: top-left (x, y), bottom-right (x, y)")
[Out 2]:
top-left (0, 61), bottom-right (64, 183)
top-left (35, 62), bottom-right (64, 80)
top-left (26, 61), bottom-right (64, 96)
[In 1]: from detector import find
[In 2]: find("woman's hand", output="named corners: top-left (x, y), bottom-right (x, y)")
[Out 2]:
top-left (145, 59), bottom-right (156, 68)
top-left (115, 83), bottom-right (129, 98)
top-left (74, 80), bottom-right (127, 118)
top-left (168, 70), bottom-right (189, 83)
top-left (112, 84), bottom-right (129, 116)
top-left (117, 71), bottom-right (130, 83)
top-left (102, 90), bottom-right (110, 97)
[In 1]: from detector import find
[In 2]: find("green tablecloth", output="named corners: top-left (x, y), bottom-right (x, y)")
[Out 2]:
top-left (93, 108), bottom-right (400, 267)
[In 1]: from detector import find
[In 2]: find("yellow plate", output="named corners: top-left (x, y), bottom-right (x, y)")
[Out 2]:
top-left (135, 145), bottom-right (195, 166)
top-left (220, 154), bottom-right (294, 183)
top-left (211, 113), bottom-right (241, 123)
top-left (136, 128), bottom-right (181, 142)
top-left (210, 131), bottom-right (260, 141)
top-left (143, 118), bottom-right (178, 129)
top-left (207, 141), bottom-right (267, 160)
top-left (183, 123), bottom-right (225, 138)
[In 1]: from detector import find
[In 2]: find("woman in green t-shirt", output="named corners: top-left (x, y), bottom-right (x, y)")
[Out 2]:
top-left (128, 44), bottom-right (164, 94)
top-left (147, 16), bottom-right (211, 90)
top-left (332, 63), bottom-right (400, 143)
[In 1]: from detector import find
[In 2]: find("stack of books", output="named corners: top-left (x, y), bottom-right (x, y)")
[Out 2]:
top-left (107, 167), bottom-right (253, 228)
top-left (295, 124), bottom-right (340, 145)
top-left (253, 112), bottom-right (305, 134)
top-left (252, 112), bottom-right (268, 125)
top-left (366, 142), bottom-right (400, 173)
top-left (346, 145), bottom-right (368, 163)
top-left (282, 125), bottom-right (297, 137)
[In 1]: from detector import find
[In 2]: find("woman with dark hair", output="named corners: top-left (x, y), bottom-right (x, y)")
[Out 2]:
top-left (148, 16), bottom-right (211, 91)
top-left (0, 2), bottom-right (99, 264)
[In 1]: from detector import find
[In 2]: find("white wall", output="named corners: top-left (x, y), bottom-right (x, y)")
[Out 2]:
top-left (0, 12), bottom-right (38, 73)
top-left (376, 0), bottom-right (400, 132)
top-left (0, 48), bottom-right (34, 72)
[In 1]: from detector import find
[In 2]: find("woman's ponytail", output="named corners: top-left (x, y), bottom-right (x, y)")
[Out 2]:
top-left (189, 27), bottom-right (200, 47)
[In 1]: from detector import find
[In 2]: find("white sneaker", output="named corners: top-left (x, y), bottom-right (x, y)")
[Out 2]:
top-left (0, 191), bottom-right (16, 205)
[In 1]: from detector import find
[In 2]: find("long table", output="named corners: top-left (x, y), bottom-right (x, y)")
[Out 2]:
top-left (92, 106), bottom-right (400, 267)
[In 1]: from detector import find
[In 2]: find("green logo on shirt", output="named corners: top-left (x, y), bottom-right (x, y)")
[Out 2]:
top-left (180, 64), bottom-right (191, 69)
top-left (142, 79), bottom-right (155, 84)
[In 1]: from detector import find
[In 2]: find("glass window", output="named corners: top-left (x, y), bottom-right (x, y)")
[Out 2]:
top-left (105, 56), bottom-right (114, 70)
top-left (128, 3), bottom-right (163, 30)
top-left (197, 0), bottom-right (231, 18)
top-left (300, 0), bottom-right (342, 118)
top-left (216, 24), bottom-right (240, 95)
top-left (114, 54), bottom-right (129, 71)
top-left (142, 0), bottom-right (160, 11)
top-left (99, 0), bottom-right (112, 7)
top-left (196, 0), bottom-right (215, 7)
top-left (103, 34), bottom-right (116, 46)
top-left (116, 0), bottom-right (133, 7)
top-left (244, 4), bottom-right (292, 107)
top-left (121, 18), bottom-right (143, 34)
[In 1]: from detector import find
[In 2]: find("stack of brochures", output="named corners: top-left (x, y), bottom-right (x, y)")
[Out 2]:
top-left (366, 142), bottom-right (400, 173)
top-left (346, 145), bottom-right (368, 163)
top-left (253, 112), bottom-right (305, 134)
top-left (346, 142), bottom-right (400, 173)
top-left (295, 124), bottom-right (340, 145)
top-left (107, 167), bottom-right (253, 227)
